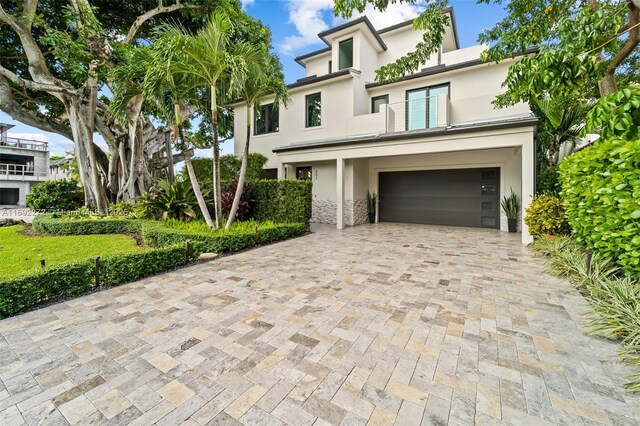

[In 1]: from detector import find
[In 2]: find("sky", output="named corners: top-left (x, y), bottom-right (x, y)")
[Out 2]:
top-left (0, 0), bottom-right (506, 158)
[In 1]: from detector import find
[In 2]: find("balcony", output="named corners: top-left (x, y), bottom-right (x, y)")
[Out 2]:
top-left (385, 93), bottom-right (449, 133)
top-left (0, 137), bottom-right (48, 151)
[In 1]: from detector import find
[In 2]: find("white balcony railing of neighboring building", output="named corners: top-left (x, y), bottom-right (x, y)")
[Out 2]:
top-left (0, 137), bottom-right (48, 151)
top-left (0, 163), bottom-right (36, 177)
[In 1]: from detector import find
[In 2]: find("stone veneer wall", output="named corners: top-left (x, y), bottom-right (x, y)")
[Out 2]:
top-left (311, 198), bottom-right (368, 226)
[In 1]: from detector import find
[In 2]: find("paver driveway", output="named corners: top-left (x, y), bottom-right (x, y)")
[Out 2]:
top-left (1, 224), bottom-right (639, 425)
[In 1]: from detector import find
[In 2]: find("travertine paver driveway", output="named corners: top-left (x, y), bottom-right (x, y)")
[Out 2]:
top-left (1, 224), bottom-right (639, 426)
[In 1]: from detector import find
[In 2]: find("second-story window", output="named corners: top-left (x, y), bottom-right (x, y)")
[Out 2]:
top-left (328, 60), bottom-right (332, 74)
top-left (371, 95), bottom-right (389, 113)
top-left (254, 103), bottom-right (279, 135)
top-left (338, 38), bottom-right (353, 70)
top-left (305, 93), bottom-right (321, 127)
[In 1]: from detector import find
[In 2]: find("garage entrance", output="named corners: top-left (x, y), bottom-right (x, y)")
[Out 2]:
top-left (0, 188), bottom-right (19, 205)
top-left (378, 167), bottom-right (500, 228)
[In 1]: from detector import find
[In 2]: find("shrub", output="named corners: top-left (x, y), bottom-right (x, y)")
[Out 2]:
top-left (137, 179), bottom-right (198, 221)
top-left (531, 237), bottom-right (640, 392)
top-left (0, 261), bottom-right (94, 318)
top-left (559, 137), bottom-right (640, 278)
top-left (524, 194), bottom-right (570, 237)
top-left (536, 166), bottom-right (561, 195)
top-left (33, 214), bottom-right (141, 235)
top-left (253, 180), bottom-right (312, 224)
top-left (221, 178), bottom-right (252, 220)
top-left (185, 153), bottom-right (269, 183)
top-left (26, 179), bottom-right (84, 211)
top-left (101, 244), bottom-right (201, 286)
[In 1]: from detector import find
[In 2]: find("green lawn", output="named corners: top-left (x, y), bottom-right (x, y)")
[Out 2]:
top-left (0, 225), bottom-right (144, 278)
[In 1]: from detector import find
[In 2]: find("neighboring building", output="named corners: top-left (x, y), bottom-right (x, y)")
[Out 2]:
top-left (0, 123), bottom-right (50, 206)
top-left (49, 155), bottom-right (74, 181)
top-left (231, 8), bottom-right (537, 243)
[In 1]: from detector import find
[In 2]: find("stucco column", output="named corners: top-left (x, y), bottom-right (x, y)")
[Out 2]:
top-left (277, 163), bottom-right (286, 180)
top-left (336, 158), bottom-right (344, 230)
top-left (521, 140), bottom-right (535, 244)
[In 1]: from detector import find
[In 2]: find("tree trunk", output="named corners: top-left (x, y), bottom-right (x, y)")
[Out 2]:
top-left (211, 87), bottom-right (222, 228)
top-left (598, 72), bottom-right (618, 96)
top-left (178, 126), bottom-right (213, 228)
top-left (225, 117), bottom-right (251, 229)
top-left (67, 98), bottom-right (109, 211)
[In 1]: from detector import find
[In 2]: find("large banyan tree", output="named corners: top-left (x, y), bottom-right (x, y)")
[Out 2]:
top-left (0, 0), bottom-right (275, 210)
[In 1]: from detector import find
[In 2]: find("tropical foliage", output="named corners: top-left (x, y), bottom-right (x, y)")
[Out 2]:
top-left (25, 179), bottom-right (84, 211)
top-left (500, 191), bottom-right (519, 220)
top-left (137, 180), bottom-right (198, 221)
top-left (185, 154), bottom-right (270, 183)
top-left (524, 195), bottom-right (570, 237)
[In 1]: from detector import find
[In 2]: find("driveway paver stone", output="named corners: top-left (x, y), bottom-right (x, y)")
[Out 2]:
top-left (0, 223), bottom-right (639, 425)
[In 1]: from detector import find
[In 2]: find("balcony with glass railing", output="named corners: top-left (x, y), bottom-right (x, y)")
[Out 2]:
top-left (385, 92), bottom-right (449, 133)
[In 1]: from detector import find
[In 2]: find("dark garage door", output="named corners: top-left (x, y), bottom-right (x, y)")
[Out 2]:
top-left (0, 188), bottom-right (20, 205)
top-left (378, 168), bottom-right (500, 229)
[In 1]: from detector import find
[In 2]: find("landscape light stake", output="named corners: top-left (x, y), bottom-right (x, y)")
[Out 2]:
top-left (94, 256), bottom-right (101, 288)
top-left (40, 259), bottom-right (45, 268)
top-left (185, 239), bottom-right (192, 262)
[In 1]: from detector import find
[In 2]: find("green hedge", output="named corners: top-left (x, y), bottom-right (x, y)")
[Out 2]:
top-left (33, 215), bottom-right (142, 235)
top-left (252, 180), bottom-right (312, 224)
top-left (142, 221), bottom-right (307, 254)
top-left (100, 244), bottom-right (202, 286)
top-left (559, 137), bottom-right (640, 278)
top-left (0, 261), bottom-right (94, 317)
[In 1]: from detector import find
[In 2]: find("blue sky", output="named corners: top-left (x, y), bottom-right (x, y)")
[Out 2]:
top-left (0, 0), bottom-right (506, 157)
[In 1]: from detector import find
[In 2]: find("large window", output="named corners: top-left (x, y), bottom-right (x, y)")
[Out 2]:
top-left (406, 84), bottom-right (449, 130)
top-left (371, 95), bottom-right (389, 113)
top-left (305, 93), bottom-right (321, 127)
top-left (254, 103), bottom-right (279, 135)
top-left (338, 38), bottom-right (353, 70)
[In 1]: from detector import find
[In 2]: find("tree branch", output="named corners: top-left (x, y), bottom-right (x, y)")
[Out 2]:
top-left (0, 76), bottom-right (73, 140)
top-left (22, 0), bottom-right (38, 29)
top-left (607, 3), bottom-right (639, 75)
top-left (124, 1), bottom-right (201, 44)
top-left (0, 63), bottom-right (78, 95)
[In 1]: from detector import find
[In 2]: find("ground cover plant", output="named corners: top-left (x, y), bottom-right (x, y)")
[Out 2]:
top-left (0, 225), bottom-right (143, 278)
top-left (532, 236), bottom-right (640, 392)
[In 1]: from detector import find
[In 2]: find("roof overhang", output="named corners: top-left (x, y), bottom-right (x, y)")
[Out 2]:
top-left (273, 116), bottom-right (538, 153)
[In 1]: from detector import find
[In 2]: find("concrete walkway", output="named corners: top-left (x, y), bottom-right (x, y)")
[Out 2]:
top-left (0, 223), bottom-right (638, 425)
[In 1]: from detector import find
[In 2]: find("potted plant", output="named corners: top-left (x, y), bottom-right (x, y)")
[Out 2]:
top-left (366, 191), bottom-right (378, 224)
top-left (501, 190), bottom-right (520, 232)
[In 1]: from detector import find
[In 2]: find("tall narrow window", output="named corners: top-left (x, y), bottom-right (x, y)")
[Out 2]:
top-left (371, 95), bottom-right (389, 113)
top-left (338, 38), bottom-right (353, 70)
top-left (254, 103), bottom-right (279, 135)
top-left (328, 60), bottom-right (332, 74)
top-left (305, 93), bottom-right (321, 127)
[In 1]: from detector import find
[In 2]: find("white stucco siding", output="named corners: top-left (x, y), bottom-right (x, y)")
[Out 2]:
top-left (304, 51), bottom-right (331, 77)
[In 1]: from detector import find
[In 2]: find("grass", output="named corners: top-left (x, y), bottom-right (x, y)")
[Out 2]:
top-left (0, 225), bottom-right (144, 278)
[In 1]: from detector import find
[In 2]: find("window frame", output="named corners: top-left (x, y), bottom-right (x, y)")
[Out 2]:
top-left (253, 103), bottom-right (279, 135)
top-left (305, 92), bottom-right (322, 128)
top-left (371, 95), bottom-right (389, 114)
top-left (404, 83), bottom-right (450, 131)
top-left (338, 38), bottom-right (354, 70)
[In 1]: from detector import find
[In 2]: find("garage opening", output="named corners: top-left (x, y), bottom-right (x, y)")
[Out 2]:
top-left (378, 167), bottom-right (500, 229)
top-left (0, 188), bottom-right (20, 205)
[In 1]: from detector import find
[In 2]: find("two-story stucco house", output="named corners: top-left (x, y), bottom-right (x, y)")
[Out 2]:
top-left (0, 123), bottom-right (50, 206)
top-left (231, 8), bottom-right (537, 244)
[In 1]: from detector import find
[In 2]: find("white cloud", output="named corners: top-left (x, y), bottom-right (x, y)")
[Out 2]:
top-left (279, 0), bottom-right (425, 55)
top-left (241, 0), bottom-right (255, 9)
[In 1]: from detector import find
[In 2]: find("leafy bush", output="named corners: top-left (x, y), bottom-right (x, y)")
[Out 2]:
top-left (137, 179), bottom-right (198, 221)
top-left (536, 166), bottom-right (561, 195)
top-left (101, 244), bottom-right (201, 286)
top-left (186, 153), bottom-right (269, 183)
top-left (559, 137), bottom-right (640, 278)
top-left (0, 261), bottom-right (94, 318)
top-left (524, 194), bottom-right (570, 237)
top-left (26, 179), bottom-right (84, 211)
top-left (531, 237), bottom-right (640, 392)
top-left (253, 180), bottom-right (312, 224)
top-left (33, 214), bottom-right (141, 235)
top-left (221, 178), bottom-right (252, 220)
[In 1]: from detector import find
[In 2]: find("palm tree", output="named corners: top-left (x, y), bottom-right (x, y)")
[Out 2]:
top-left (225, 45), bottom-right (288, 229)
top-left (533, 97), bottom-right (594, 167)
top-left (163, 14), bottom-right (244, 228)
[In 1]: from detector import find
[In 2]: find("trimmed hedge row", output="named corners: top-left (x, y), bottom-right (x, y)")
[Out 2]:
top-left (142, 221), bottom-right (307, 254)
top-left (33, 215), bottom-right (142, 235)
top-left (559, 137), bottom-right (640, 278)
top-left (0, 243), bottom-right (198, 318)
top-left (252, 180), bottom-right (312, 224)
